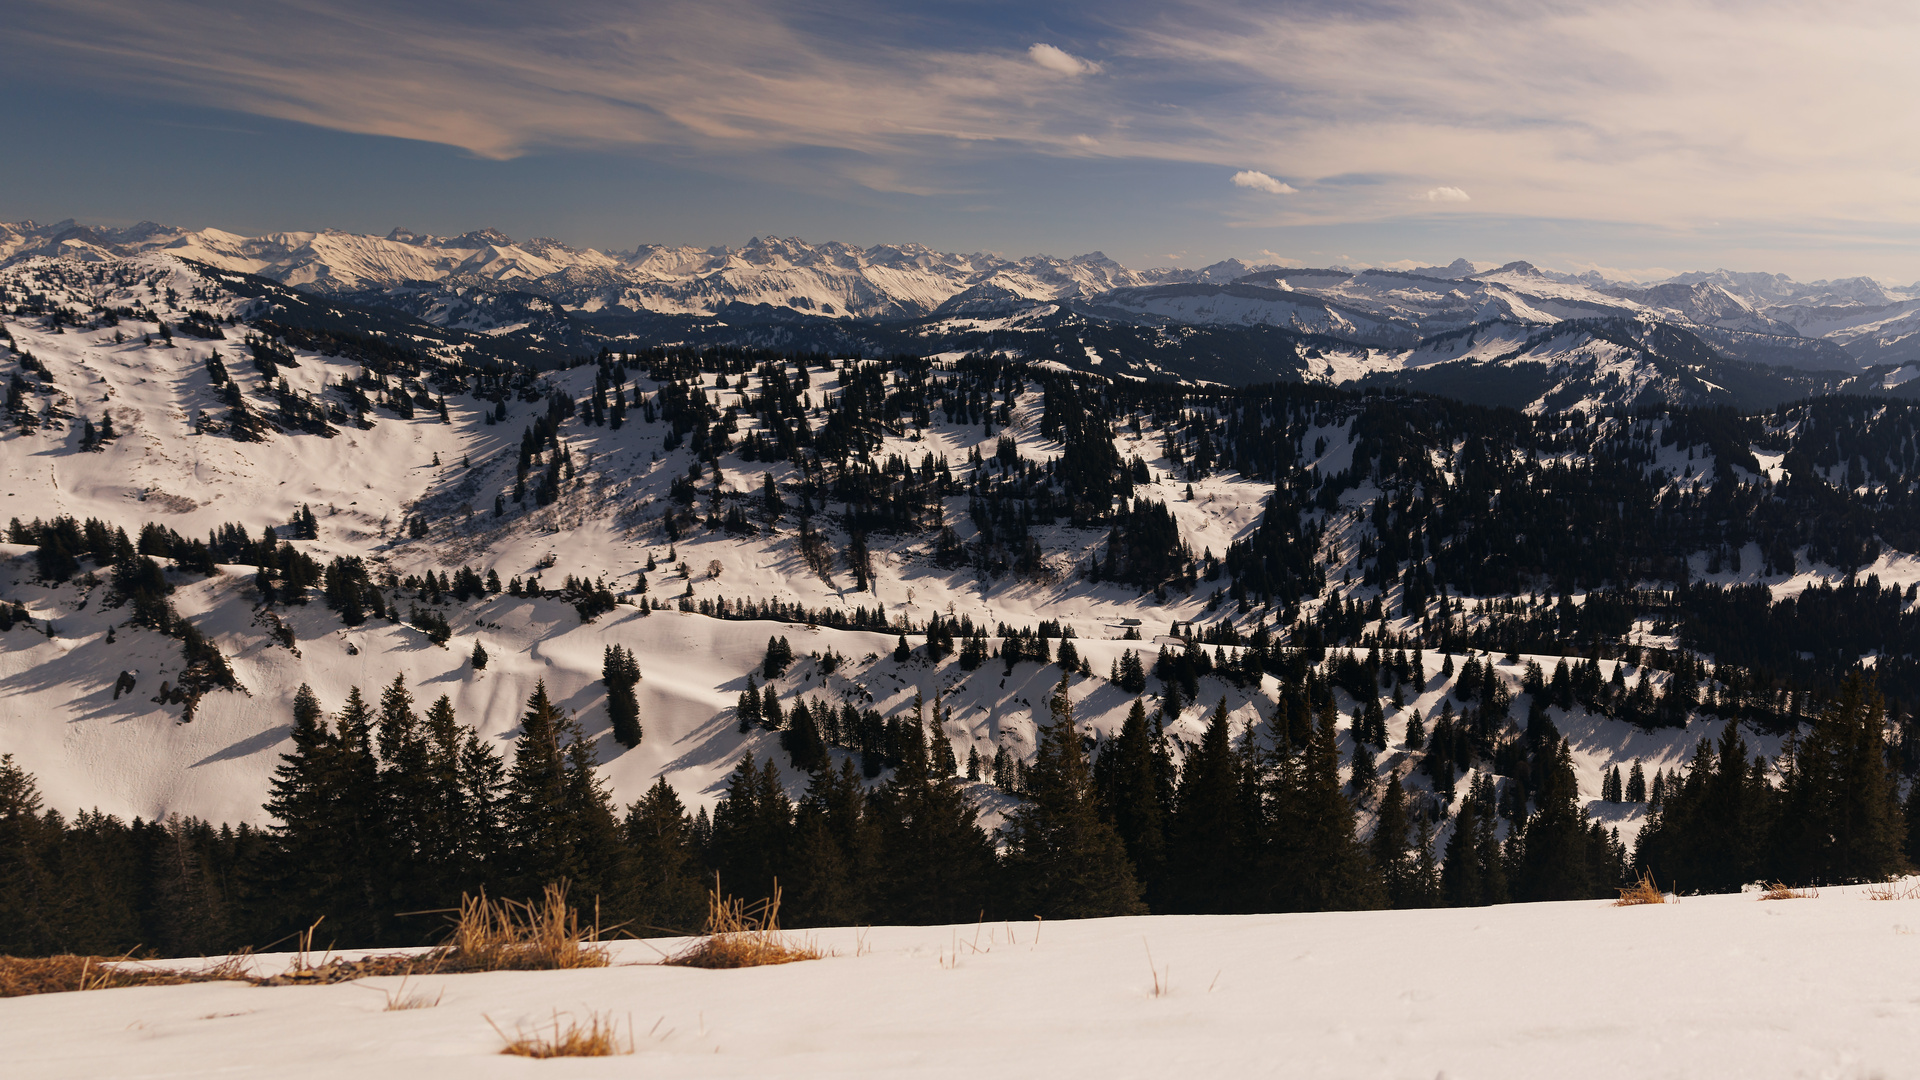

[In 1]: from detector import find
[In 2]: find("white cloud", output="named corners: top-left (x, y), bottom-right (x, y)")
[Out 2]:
top-left (1232, 170), bottom-right (1296, 195)
top-left (1028, 43), bottom-right (1099, 77)
top-left (1417, 186), bottom-right (1471, 202)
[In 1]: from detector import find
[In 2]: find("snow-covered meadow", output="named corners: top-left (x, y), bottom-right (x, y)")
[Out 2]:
top-left (7, 882), bottom-right (1920, 1079)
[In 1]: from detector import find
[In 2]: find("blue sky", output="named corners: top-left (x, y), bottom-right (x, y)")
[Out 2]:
top-left (5, 0), bottom-right (1919, 282)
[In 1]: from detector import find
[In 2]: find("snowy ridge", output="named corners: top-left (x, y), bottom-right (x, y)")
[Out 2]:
top-left (1, 252), bottom-right (1900, 859)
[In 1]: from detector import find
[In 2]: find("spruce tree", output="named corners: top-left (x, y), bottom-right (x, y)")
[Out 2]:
top-left (709, 755), bottom-right (792, 905)
top-left (1371, 767), bottom-right (1411, 905)
top-left (1004, 674), bottom-right (1145, 918)
top-left (602, 644), bottom-right (643, 748)
top-left (503, 681), bottom-right (574, 892)
top-left (622, 779), bottom-right (708, 934)
top-left (1294, 698), bottom-right (1385, 910)
top-left (1094, 699), bottom-right (1169, 906)
top-left (1168, 698), bottom-right (1244, 912)
top-left (869, 714), bottom-right (998, 925)
top-left (785, 759), bottom-right (878, 927)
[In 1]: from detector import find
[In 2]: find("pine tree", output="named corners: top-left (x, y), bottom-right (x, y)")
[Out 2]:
top-left (1293, 698), bottom-right (1386, 910)
top-left (710, 755), bottom-right (792, 906)
top-left (1094, 699), bottom-right (1169, 905)
top-left (1626, 759), bottom-right (1647, 803)
top-left (470, 640), bottom-right (488, 670)
top-left (602, 644), bottom-right (643, 748)
top-left (1004, 674), bottom-right (1145, 918)
top-left (785, 759), bottom-right (878, 927)
top-left (737, 674), bottom-right (762, 731)
top-left (503, 681), bottom-right (574, 892)
top-left (869, 713), bottom-right (998, 925)
top-left (1773, 675), bottom-right (1907, 884)
top-left (1371, 767), bottom-right (1411, 905)
top-left (1168, 698), bottom-right (1248, 913)
top-left (622, 779), bottom-right (707, 934)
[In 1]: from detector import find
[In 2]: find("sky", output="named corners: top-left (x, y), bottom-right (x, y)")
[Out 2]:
top-left (4, 0), bottom-right (1919, 283)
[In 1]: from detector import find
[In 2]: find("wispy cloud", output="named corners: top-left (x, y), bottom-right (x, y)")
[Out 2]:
top-left (1028, 43), bottom-right (1100, 77)
top-left (11, 0), bottom-right (1920, 244)
top-left (1232, 170), bottom-right (1296, 195)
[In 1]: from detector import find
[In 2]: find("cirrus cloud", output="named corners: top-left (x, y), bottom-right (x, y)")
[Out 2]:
top-left (1232, 170), bottom-right (1296, 194)
top-left (1417, 186), bottom-right (1471, 202)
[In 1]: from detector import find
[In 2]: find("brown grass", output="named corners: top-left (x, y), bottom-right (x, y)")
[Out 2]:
top-left (430, 883), bottom-right (610, 973)
top-left (665, 881), bottom-right (824, 969)
top-left (0, 954), bottom-right (237, 997)
top-left (1759, 881), bottom-right (1817, 901)
top-left (1865, 878), bottom-right (1920, 901)
top-left (1615, 871), bottom-right (1668, 906)
top-left (490, 1010), bottom-right (633, 1058)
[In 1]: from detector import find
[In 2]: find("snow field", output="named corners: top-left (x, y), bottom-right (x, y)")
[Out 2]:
top-left (6, 882), bottom-right (1920, 1079)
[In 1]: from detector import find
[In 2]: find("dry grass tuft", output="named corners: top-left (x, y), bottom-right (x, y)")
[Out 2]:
top-left (665, 882), bottom-right (824, 969)
top-left (491, 1010), bottom-right (633, 1058)
top-left (1759, 881), bottom-right (1817, 901)
top-left (0, 954), bottom-right (230, 997)
top-left (1865, 878), bottom-right (1920, 901)
top-left (432, 883), bottom-right (609, 973)
top-left (371, 974), bottom-right (443, 1011)
top-left (1615, 871), bottom-right (1668, 906)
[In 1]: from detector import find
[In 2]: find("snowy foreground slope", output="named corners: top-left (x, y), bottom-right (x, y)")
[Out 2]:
top-left (7, 885), bottom-right (1920, 1080)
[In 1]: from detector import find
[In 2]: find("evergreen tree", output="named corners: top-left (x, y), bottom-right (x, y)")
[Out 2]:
top-left (709, 755), bottom-right (792, 905)
top-left (785, 759), bottom-right (877, 927)
top-left (1004, 674), bottom-right (1145, 918)
top-left (1094, 699), bottom-right (1169, 906)
top-left (1292, 698), bottom-right (1385, 910)
top-left (1774, 675), bottom-right (1908, 884)
top-left (869, 713), bottom-right (998, 925)
top-left (622, 779), bottom-right (708, 934)
top-left (1371, 767), bottom-right (1412, 905)
top-left (503, 681), bottom-right (575, 892)
top-left (1168, 698), bottom-right (1245, 912)
top-left (602, 644), bottom-right (643, 748)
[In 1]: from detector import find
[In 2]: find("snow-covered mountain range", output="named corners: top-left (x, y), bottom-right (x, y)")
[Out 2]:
top-left (6, 219), bottom-right (1917, 374)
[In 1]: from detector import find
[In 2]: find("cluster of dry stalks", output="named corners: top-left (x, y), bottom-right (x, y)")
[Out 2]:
top-left (1615, 871), bottom-right (1668, 906)
top-left (1759, 882), bottom-right (1818, 901)
top-left (429, 883), bottom-right (610, 973)
top-left (0, 949), bottom-right (256, 997)
top-left (666, 882), bottom-right (823, 969)
top-left (1865, 878), bottom-right (1920, 901)
top-left (491, 1010), bottom-right (633, 1057)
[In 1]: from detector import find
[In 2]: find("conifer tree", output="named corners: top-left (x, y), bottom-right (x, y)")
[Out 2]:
top-left (1168, 698), bottom-right (1245, 912)
top-left (1094, 699), bottom-right (1169, 905)
top-left (503, 681), bottom-right (574, 891)
top-left (710, 755), bottom-right (792, 905)
top-left (622, 779), bottom-right (707, 934)
top-left (1773, 675), bottom-right (1907, 884)
top-left (869, 711), bottom-right (998, 924)
top-left (1004, 674), bottom-right (1145, 918)
top-left (1371, 767), bottom-right (1411, 905)
top-left (737, 674), bottom-right (762, 731)
top-left (785, 759), bottom-right (878, 927)
top-left (602, 644), bottom-right (643, 748)
top-left (1294, 698), bottom-right (1385, 910)
top-left (470, 639), bottom-right (488, 670)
